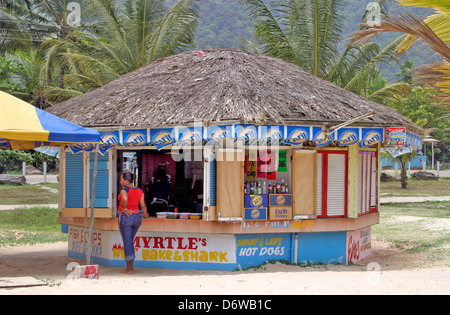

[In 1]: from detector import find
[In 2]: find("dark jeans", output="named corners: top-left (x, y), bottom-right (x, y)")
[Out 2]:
top-left (118, 213), bottom-right (142, 262)
top-left (149, 202), bottom-right (168, 216)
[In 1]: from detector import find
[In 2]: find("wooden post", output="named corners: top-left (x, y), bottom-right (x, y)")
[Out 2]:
top-left (347, 144), bottom-right (359, 218)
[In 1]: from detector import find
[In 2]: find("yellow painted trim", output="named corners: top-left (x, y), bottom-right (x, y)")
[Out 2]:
top-left (347, 143), bottom-right (359, 218)
top-left (62, 208), bottom-right (114, 218)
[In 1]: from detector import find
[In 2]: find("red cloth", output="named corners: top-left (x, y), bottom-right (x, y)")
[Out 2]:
top-left (118, 187), bottom-right (143, 213)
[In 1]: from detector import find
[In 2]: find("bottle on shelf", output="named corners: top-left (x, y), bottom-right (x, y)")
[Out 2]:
top-left (268, 182), bottom-right (272, 194)
top-left (281, 179), bottom-right (285, 194)
top-left (257, 181), bottom-right (262, 194)
top-left (262, 181), bottom-right (267, 194)
top-left (285, 183), bottom-right (289, 194)
top-left (276, 180), bottom-right (281, 194)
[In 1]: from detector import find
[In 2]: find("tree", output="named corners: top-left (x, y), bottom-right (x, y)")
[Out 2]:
top-left (348, 0), bottom-right (450, 109)
top-left (41, 0), bottom-right (201, 101)
top-left (238, 0), bottom-right (410, 104)
top-left (0, 0), bottom-right (201, 103)
top-left (0, 0), bottom-right (82, 89)
top-left (382, 150), bottom-right (419, 189)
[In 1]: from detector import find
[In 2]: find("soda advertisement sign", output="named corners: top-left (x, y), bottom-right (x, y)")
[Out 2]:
top-left (313, 127), bottom-right (333, 147)
top-left (337, 128), bottom-right (359, 146)
top-left (206, 125), bottom-right (232, 142)
top-left (99, 131), bottom-right (120, 155)
top-left (384, 127), bottom-right (406, 147)
top-left (346, 227), bottom-right (372, 263)
top-left (284, 126), bottom-right (310, 145)
top-left (235, 124), bottom-right (258, 141)
top-left (122, 129), bottom-right (148, 147)
top-left (177, 126), bottom-right (204, 146)
top-left (360, 128), bottom-right (384, 148)
top-left (150, 128), bottom-right (176, 150)
top-left (259, 125), bottom-right (284, 142)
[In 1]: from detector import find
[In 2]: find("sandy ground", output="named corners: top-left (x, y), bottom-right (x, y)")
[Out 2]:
top-left (0, 238), bottom-right (449, 295)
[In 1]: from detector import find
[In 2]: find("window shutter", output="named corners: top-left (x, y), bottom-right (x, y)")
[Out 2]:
top-left (292, 150), bottom-right (317, 217)
top-left (362, 153), bottom-right (369, 215)
top-left (89, 152), bottom-right (110, 208)
top-left (217, 153), bottom-right (244, 221)
top-left (370, 153), bottom-right (377, 209)
top-left (359, 152), bottom-right (378, 216)
top-left (326, 153), bottom-right (347, 217)
top-left (65, 152), bottom-right (84, 208)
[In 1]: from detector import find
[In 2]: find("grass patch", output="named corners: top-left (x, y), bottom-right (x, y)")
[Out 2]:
top-left (380, 177), bottom-right (450, 197)
top-left (374, 201), bottom-right (450, 265)
top-left (0, 184), bottom-right (59, 205)
top-left (0, 207), bottom-right (66, 246)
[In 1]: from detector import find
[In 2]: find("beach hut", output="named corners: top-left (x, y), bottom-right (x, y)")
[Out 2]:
top-left (48, 49), bottom-right (423, 270)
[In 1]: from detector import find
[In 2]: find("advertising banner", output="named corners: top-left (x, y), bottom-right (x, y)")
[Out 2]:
top-left (360, 128), bottom-right (384, 148)
top-left (384, 127), bottom-right (406, 147)
top-left (337, 128), bottom-right (359, 146)
top-left (150, 128), bottom-right (176, 150)
top-left (122, 129), bottom-right (148, 147)
top-left (284, 126), bottom-right (310, 145)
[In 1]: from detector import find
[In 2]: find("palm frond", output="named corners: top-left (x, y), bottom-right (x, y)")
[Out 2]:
top-left (396, 0), bottom-right (450, 13)
top-left (414, 61), bottom-right (450, 108)
top-left (146, 0), bottom-right (200, 63)
top-left (367, 82), bottom-right (412, 103)
top-left (348, 12), bottom-right (450, 62)
top-left (238, 0), bottom-right (295, 63)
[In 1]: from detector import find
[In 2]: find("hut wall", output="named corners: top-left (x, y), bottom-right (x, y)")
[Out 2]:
top-left (59, 150), bottom-right (115, 218)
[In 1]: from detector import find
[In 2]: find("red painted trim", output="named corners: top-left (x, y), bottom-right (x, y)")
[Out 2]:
top-left (370, 151), bottom-right (378, 214)
top-left (318, 150), bottom-right (348, 218)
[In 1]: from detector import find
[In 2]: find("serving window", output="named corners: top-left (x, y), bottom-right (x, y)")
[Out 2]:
top-left (116, 149), bottom-right (205, 216)
top-left (215, 148), bottom-right (320, 221)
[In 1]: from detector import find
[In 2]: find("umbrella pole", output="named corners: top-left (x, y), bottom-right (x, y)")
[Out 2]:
top-left (86, 144), bottom-right (99, 265)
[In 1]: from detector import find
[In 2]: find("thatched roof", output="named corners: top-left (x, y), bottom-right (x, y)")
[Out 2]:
top-left (47, 49), bottom-right (422, 134)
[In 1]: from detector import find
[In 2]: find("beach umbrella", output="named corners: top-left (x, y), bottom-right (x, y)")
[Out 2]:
top-left (0, 90), bottom-right (101, 269)
top-left (0, 91), bottom-right (100, 149)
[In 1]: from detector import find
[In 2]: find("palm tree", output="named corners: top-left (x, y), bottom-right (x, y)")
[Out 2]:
top-left (0, 0), bottom-right (90, 89)
top-left (42, 0), bottom-right (201, 100)
top-left (382, 149), bottom-right (418, 189)
top-left (238, 0), bottom-right (410, 103)
top-left (348, 0), bottom-right (450, 109)
top-left (0, 0), bottom-right (200, 102)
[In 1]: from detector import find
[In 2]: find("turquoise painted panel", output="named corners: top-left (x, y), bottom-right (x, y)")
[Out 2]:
top-left (89, 152), bottom-right (109, 208)
top-left (298, 232), bottom-right (346, 265)
top-left (65, 152), bottom-right (84, 208)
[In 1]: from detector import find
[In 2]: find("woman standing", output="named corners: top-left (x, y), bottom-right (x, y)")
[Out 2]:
top-left (118, 172), bottom-right (149, 274)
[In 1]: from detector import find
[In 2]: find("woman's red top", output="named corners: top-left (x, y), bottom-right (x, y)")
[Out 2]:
top-left (118, 187), bottom-right (143, 213)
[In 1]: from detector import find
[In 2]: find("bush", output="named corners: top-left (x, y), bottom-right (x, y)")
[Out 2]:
top-left (0, 149), bottom-right (58, 173)
top-left (0, 149), bottom-right (34, 172)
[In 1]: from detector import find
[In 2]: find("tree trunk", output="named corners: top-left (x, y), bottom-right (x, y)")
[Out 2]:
top-left (59, 66), bottom-right (65, 89)
top-left (401, 166), bottom-right (408, 189)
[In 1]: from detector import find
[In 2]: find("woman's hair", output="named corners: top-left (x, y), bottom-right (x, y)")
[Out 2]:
top-left (154, 169), bottom-right (167, 181)
top-left (122, 172), bottom-right (135, 182)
